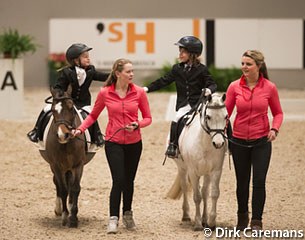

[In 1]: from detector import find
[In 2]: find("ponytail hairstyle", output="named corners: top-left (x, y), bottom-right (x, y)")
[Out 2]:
top-left (189, 52), bottom-right (201, 66)
top-left (104, 58), bottom-right (132, 86)
top-left (242, 50), bottom-right (269, 80)
top-left (179, 46), bottom-right (201, 66)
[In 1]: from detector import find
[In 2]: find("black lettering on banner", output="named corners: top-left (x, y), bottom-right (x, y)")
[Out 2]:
top-left (206, 19), bottom-right (215, 67)
top-left (1, 71), bottom-right (18, 90)
top-left (303, 20), bottom-right (305, 69)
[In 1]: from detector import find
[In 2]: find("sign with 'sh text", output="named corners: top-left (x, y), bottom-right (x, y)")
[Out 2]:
top-left (49, 18), bottom-right (206, 69)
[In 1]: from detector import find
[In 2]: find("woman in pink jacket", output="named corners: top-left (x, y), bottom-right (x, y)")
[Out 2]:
top-left (73, 58), bottom-right (152, 234)
top-left (225, 50), bottom-right (283, 231)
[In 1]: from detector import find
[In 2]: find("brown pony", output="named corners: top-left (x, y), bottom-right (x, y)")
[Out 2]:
top-left (39, 86), bottom-right (94, 227)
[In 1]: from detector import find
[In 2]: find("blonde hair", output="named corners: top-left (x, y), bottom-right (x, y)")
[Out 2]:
top-left (104, 58), bottom-right (132, 86)
top-left (242, 50), bottom-right (269, 79)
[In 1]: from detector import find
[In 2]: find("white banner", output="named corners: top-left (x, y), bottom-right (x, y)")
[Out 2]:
top-left (49, 18), bottom-right (206, 69)
top-left (0, 59), bottom-right (24, 119)
top-left (215, 19), bottom-right (303, 69)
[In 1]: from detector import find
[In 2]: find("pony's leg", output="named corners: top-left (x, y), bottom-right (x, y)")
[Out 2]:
top-left (188, 171), bottom-right (203, 231)
top-left (53, 175), bottom-right (62, 216)
top-left (206, 170), bottom-right (222, 230)
top-left (201, 175), bottom-right (210, 227)
top-left (179, 166), bottom-right (191, 222)
top-left (53, 174), bottom-right (69, 226)
top-left (67, 168), bottom-right (82, 228)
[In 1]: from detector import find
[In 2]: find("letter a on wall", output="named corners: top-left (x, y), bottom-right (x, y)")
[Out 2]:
top-left (0, 59), bottom-right (24, 119)
top-left (1, 71), bottom-right (18, 90)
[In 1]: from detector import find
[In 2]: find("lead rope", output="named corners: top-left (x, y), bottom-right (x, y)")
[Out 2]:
top-left (74, 127), bottom-right (127, 145)
top-left (226, 136), bottom-right (269, 171)
top-left (228, 151), bottom-right (232, 170)
top-left (162, 155), bottom-right (167, 166)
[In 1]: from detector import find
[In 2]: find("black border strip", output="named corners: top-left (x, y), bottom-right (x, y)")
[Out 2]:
top-left (206, 19), bottom-right (215, 67)
top-left (303, 20), bottom-right (305, 69)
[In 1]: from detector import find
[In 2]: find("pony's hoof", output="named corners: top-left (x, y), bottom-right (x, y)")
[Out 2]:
top-left (68, 216), bottom-right (78, 228)
top-left (194, 225), bottom-right (204, 231)
top-left (182, 217), bottom-right (191, 222)
top-left (205, 224), bottom-right (216, 231)
top-left (54, 210), bottom-right (61, 217)
top-left (62, 219), bottom-right (67, 226)
top-left (61, 212), bottom-right (68, 226)
top-left (68, 220), bottom-right (78, 228)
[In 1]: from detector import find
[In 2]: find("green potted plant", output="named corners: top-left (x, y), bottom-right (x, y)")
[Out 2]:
top-left (0, 28), bottom-right (39, 59)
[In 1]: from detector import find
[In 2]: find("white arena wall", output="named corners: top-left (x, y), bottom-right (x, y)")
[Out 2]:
top-left (0, 0), bottom-right (305, 89)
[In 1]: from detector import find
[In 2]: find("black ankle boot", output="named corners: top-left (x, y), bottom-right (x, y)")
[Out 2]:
top-left (27, 128), bottom-right (39, 143)
top-left (250, 219), bottom-right (263, 230)
top-left (166, 143), bottom-right (177, 158)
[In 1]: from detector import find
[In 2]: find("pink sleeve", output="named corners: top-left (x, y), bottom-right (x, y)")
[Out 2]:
top-left (225, 82), bottom-right (236, 118)
top-left (269, 85), bottom-right (283, 131)
top-left (138, 90), bottom-right (152, 128)
top-left (78, 90), bottom-right (105, 132)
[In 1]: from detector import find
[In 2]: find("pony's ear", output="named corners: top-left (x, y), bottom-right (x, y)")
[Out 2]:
top-left (222, 94), bottom-right (226, 102)
top-left (67, 84), bottom-right (72, 96)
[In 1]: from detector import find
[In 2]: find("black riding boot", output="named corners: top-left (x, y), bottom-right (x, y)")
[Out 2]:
top-left (90, 121), bottom-right (105, 147)
top-left (165, 121), bottom-right (178, 158)
top-left (27, 110), bottom-right (46, 143)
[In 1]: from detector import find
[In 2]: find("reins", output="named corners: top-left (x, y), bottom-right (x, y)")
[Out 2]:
top-left (225, 135), bottom-right (269, 148)
top-left (46, 95), bottom-right (129, 146)
top-left (73, 127), bottom-right (127, 145)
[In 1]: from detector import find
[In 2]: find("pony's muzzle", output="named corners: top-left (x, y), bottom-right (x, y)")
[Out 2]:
top-left (57, 125), bottom-right (71, 143)
top-left (213, 141), bottom-right (225, 149)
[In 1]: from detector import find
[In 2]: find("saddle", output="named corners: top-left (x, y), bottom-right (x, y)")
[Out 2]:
top-left (176, 106), bottom-right (198, 141)
top-left (176, 116), bottom-right (189, 141)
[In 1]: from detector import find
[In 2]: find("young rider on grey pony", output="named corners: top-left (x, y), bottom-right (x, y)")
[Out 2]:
top-left (144, 36), bottom-right (217, 158)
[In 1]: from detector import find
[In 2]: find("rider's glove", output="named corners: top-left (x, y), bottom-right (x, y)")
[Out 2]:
top-left (202, 88), bottom-right (212, 96)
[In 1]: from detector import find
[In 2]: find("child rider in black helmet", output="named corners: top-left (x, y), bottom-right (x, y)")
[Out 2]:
top-left (27, 43), bottom-right (109, 148)
top-left (144, 36), bottom-right (217, 158)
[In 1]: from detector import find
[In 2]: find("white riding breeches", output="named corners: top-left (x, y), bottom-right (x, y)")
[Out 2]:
top-left (174, 104), bottom-right (192, 122)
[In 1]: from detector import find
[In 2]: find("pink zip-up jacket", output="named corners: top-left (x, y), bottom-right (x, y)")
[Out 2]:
top-left (78, 83), bottom-right (152, 144)
top-left (225, 75), bottom-right (283, 140)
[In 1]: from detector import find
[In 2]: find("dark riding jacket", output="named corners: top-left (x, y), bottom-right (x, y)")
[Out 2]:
top-left (54, 65), bottom-right (109, 108)
top-left (146, 62), bottom-right (217, 111)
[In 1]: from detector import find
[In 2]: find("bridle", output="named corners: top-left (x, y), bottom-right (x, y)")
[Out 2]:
top-left (45, 95), bottom-right (77, 131)
top-left (45, 95), bottom-right (128, 145)
top-left (199, 99), bottom-right (228, 140)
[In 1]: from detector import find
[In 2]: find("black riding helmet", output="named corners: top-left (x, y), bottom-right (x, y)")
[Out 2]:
top-left (174, 36), bottom-right (203, 55)
top-left (65, 43), bottom-right (92, 66)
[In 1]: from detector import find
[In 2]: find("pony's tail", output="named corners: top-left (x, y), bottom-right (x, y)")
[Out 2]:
top-left (166, 173), bottom-right (182, 199)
